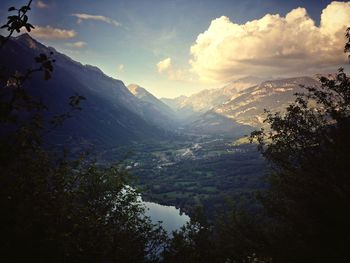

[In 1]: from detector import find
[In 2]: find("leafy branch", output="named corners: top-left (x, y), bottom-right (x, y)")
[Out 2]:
top-left (0, 0), bottom-right (34, 47)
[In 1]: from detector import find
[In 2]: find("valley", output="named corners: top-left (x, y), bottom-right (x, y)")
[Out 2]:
top-left (98, 135), bottom-right (266, 219)
top-left (0, 33), bottom-right (320, 219)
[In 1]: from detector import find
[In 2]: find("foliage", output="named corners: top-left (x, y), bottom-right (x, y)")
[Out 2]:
top-left (163, 204), bottom-right (271, 263)
top-left (162, 207), bottom-right (216, 263)
top-left (0, 2), bottom-right (166, 262)
top-left (249, 28), bottom-right (350, 263)
top-left (0, 0), bottom-right (34, 47)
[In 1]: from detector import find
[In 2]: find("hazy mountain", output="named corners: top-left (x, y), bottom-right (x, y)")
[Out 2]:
top-left (161, 76), bottom-right (265, 121)
top-left (227, 76), bottom-right (268, 92)
top-left (183, 76), bottom-right (319, 136)
top-left (161, 95), bottom-right (187, 111)
top-left (214, 77), bottom-right (320, 127)
top-left (0, 34), bottom-right (168, 147)
top-left (127, 84), bottom-right (178, 128)
top-left (186, 111), bottom-right (254, 137)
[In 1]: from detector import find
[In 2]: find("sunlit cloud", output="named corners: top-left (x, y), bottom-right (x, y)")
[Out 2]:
top-left (35, 0), bottom-right (48, 9)
top-left (65, 41), bottom-right (87, 49)
top-left (30, 25), bottom-right (76, 40)
top-left (157, 57), bottom-right (193, 81)
top-left (190, 1), bottom-right (350, 83)
top-left (157, 57), bottom-right (172, 73)
top-left (72, 13), bottom-right (121, 27)
top-left (168, 68), bottom-right (191, 81)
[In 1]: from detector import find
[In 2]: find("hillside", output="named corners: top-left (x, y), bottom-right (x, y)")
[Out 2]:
top-left (127, 84), bottom-right (178, 128)
top-left (214, 77), bottom-right (320, 127)
top-left (0, 34), bottom-right (168, 147)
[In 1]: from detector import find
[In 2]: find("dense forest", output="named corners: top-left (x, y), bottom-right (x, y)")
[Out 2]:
top-left (1, 1), bottom-right (350, 262)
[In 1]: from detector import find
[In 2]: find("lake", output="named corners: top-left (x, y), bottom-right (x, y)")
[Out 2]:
top-left (144, 201), bottom-right (190, 234)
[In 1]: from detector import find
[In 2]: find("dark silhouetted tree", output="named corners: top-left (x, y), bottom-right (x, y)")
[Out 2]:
top-left (250, 27), bottom-right (350, 263)
top-left (0, 2), bottom-right (166, 262)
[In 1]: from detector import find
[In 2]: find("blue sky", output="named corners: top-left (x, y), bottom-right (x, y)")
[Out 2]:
top-left (1, 0), bottom-right (349, 98)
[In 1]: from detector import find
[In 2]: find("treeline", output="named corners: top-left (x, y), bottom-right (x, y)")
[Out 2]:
top-left (1, 2), bottom-right (350, 262)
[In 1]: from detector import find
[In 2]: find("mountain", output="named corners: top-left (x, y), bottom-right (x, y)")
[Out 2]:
top-left (127, 84), bottom-right (178, 128)
top-left (182, 76), bottom-right (319, 136)
top-left (0, 34), bottom-right (169, 147)
top-left (160, 95), bottom-right (187, 112)
top-left (161, 76), bottom-right (265, 121)
top-left (186, 111), bottom-right (254, 137)
top-left (214, 77), bottom-right (320, 127)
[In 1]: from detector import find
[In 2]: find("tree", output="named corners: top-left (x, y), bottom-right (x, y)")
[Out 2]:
top-left (0, 2), bottom-right (166, 262)
top-left (250, 28), bottom-right (350, 263)
top-left (162, 207), bottom-right (216, 263)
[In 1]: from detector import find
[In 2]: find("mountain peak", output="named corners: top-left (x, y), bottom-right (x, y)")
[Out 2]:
top-left (127, 84), bottom-right (147, 97)
top-left (15, 33), bottom-right (40, 49)
top-left (15, 33), bottom-right (32, 40)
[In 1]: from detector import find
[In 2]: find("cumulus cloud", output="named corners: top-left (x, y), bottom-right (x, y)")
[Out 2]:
top-left (157, 57), bottom-right (172, 73)
top-left (72, 13), bottom-right (121, 27)
top-left (65, 41), bottom-right (87, 48)
top-left (157, 57), bottom-right (192, 81)
top-left (190, 1), bottom-right (350, 83)
top-left (30, 25), bottom-right (76, 40)
top-left (35, 0), bottom-right (48, 9)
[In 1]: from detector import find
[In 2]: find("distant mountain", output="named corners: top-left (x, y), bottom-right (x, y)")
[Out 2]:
top-left (0, 34), bottom-right (169, 147)
top-left (214, 77), bottom-right (320, 127)
top-left (186, 111), bottom-right (254, 137)
top-left (161, 95), bottom-right (187, 112)
top-left (161, 76), bottom-right (265, 121)
top-left (182, 76), bottom-right (320, 136)
top-left (127, 84), bottom-right (177, 128)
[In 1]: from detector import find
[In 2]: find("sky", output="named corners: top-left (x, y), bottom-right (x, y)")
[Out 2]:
top-left (0, 0), bottom-right (350, 98)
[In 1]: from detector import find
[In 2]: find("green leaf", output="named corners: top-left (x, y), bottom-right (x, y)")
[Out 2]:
top-left (8, 7), bottom-right (16, 11)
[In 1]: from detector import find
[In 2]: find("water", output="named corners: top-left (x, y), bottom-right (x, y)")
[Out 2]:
top-left (144, 201), bottom-right (190, 234)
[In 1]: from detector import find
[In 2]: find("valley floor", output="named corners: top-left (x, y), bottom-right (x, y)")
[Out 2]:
top-left (98, 135), bottom-right (267, 219)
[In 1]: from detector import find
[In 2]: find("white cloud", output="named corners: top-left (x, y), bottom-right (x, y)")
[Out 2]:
top-left (72, 13), bottom-right (121, 27)
top-left (35, 0), bottom-right (48, 9)
top-left (30, 25), bottom-right (76, 40)
top-left (157, 57), bottom-right (172, 73)
top-left (65, 41), bottom-right (87, 48)
top-left (189, 1), bottom-right (350, 83)
top-left (156, 57), bottom-right (193, 81)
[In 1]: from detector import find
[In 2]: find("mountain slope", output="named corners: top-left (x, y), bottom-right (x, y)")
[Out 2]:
top-left (184, 76), bottom-right (319, 136)
top-left (127, 84), bottom-right (178, 128)
top-left (186, 111), bottom-right (254, 137)
top-left (0, 34), bottom-right (167, 147)
top-left (161, 95), bottom-right (187, 112)
top-left (214, 77), bottom-right (320, 127)
top-left (161, 76), bottom-right (265, 121)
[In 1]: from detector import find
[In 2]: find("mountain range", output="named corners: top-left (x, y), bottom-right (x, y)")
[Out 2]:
top-left (162, 76), bottom-right (320, 131)
top-left (0, 33), bottom-right (321, 147)
top-left (0, 34), bottom-right (174, 147)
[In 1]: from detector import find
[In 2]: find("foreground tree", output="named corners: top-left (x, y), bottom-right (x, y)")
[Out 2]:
top-left (250, 28), bottom-right (350, 263)
top-left (0, 2), bottom-right (166, 262)
top-left (163, 207), bottom-right (216, 263)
